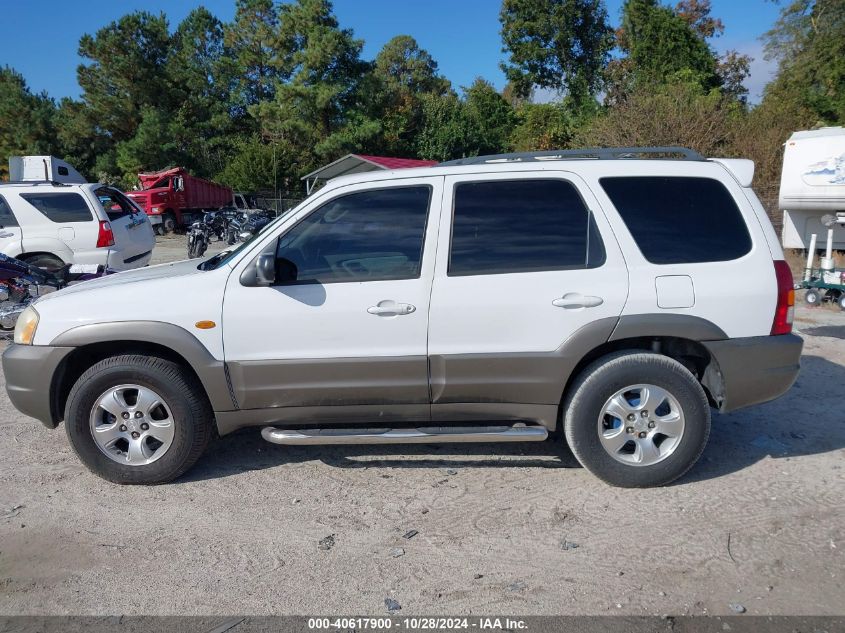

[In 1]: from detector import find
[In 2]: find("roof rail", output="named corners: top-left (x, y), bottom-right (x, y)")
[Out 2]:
top-left (439, 146), bottom-right (706, 166)
top-left (1, 180), bottom-right (68, 187)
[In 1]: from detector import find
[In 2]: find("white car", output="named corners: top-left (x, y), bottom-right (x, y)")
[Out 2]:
top-left (1, 158), bottom-right (154, 271)
top-left (3, 147), bottom-right (802, 487)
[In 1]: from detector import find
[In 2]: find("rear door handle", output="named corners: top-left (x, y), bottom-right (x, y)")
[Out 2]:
top-left (552, 293), bottom-right (604, 309)
top-left (367, 300), bottom-right (416, 316)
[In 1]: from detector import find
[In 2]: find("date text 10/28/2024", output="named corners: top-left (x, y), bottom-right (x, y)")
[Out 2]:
top-left (307, 617), bottom-right (528, 631)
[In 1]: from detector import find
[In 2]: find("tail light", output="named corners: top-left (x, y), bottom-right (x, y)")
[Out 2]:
top-left (96, 220), bottom-right (115, 248)
top-left (771, 260), bottom-right (795, 335)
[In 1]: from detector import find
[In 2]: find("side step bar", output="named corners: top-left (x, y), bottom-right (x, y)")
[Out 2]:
top-left (261, 425), bottom-right (548, 446)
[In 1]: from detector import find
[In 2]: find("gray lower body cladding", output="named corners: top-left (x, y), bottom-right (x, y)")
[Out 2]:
top-left (703, 333), bottom-right (803, 412)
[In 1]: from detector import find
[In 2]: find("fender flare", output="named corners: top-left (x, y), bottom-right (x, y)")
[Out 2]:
top-left (50, 321), bottom-right (236, 412)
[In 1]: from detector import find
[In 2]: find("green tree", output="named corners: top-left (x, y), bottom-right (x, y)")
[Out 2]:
top-left (216, 135), bottom-right (287, 193)
top-left (510, 102), bottom-right (575, 150)
top-left (617, 0), bottom-right (720, 90)
top-left (224, 0), bottom-right (279, 110)
top-left (415, 92), bottom-right (471, 161)
top-left (763, 0), bottom-right (845, 124)
top-left (52, 97), bottom-right (112, 181)
top-left (168, 7), bottom-right (237, 177)
top-left (372, 35), bottom-right (451, 154)
top-left (461, 78), bottom-right (516, 156)
top-left (0, 67), bottom-right (57, 178)
top-left (500, 0), bottom-right (613, 108)
top-left (256, 0), bottom-right (377, 168)
top-left (115, 107), bottom-right (181, 184)
top-left (77, 11), bottom-right (174, 146)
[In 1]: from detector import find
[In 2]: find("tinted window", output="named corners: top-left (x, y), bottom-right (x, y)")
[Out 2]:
top-left (449, 179), bottom-right (605, 276)
top-left (276, 186), bottom-right (431, 283)
top-left (20, 192), bottom-right (93, 223)
top-left (600, 176), bottom-right (751, 264)
top-left (0, 196), bottom-right (18, 228)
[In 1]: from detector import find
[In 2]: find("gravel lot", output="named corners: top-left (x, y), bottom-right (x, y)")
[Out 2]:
top-left (1, 235), bottom-right (843, 616)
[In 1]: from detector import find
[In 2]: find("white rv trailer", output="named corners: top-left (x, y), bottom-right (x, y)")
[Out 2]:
top-left (780, 127), bottom-right (845, 250)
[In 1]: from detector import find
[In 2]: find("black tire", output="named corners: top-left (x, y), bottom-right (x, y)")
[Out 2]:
top-left (838, 293), bottom-right (845, 311)
top-left (64, 354), bottom-right (213, 484)
top-left (162, 212), bottom-right (177, 234)
top-left (19, 253), bottom-right (64, 272)
top-left (563, 351), bottom-right (711, 488)
top-left (188, 235), bottom-right (206, 259)
top-left (804, 288), bottom-right (821, 306)
top-left (153, 223), bottom-right (164, 236)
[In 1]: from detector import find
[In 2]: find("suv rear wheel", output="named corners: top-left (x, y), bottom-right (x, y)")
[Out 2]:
top-left (20, 253), bottom-right (64, 272)
top-left (563, 352), bottom-right (710, 487)
top-left (64, 354), bottom-right (213, 484)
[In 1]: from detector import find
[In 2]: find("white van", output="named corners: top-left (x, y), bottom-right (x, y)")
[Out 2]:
top-left (1, 156), bottom-right (155, 271)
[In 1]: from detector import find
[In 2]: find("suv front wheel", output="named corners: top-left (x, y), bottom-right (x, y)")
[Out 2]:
top-left (563, 352), bottom-right (711, 487)
top-left (64, 354), bottom-right (213, 484)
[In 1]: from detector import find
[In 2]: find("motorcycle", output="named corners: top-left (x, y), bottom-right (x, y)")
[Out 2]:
top-left (224, 209), bottom-right (275, 245)
top-left (0, 253), bottom-right (113, 333)
top-left (186, 208), bottom-right (243, 259)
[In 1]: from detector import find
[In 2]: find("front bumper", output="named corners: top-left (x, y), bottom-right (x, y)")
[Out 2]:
top-left (2, 344), bottom-right (73, 428)
top-left (703, 333), bottom-right (803, 413)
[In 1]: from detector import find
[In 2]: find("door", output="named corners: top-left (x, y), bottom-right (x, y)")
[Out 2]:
top-left (17, 190), bottom-right (96, 262)
top-left (92, 187), bottom-right (155, 268)
top-left (427, 172), bottom-right (628, 423)
top-left (0, 195), bottom-right (23, 254)
top-left (222, 177), bottom-right (443, 421)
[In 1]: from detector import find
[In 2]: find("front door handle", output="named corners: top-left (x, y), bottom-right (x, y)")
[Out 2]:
top-left (367, 300), bottom-right (416, 316)
top-left (552, 293), bottom-right (604, 309)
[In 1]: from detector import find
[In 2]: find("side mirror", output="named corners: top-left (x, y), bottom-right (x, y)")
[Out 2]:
top-left (255, 253), bottom-right (276, 286)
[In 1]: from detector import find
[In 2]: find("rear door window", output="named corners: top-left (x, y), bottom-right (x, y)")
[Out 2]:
top-left (20, 192), bottom-right (93, 223)
top-left (600, 176), bottom-right (751, 264)
top-left (0, 195), bottom-right (19, 228)
top-left (448, 179), bottom-right (605, 276)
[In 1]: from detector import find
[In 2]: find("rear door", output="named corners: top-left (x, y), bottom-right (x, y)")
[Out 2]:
top-left (92, 187), bottom-right (155, 269)
top-left (427, 171), bottom-right (629, 423)
top-left (18, 190), bottom-right (96, 261)
top-left (0, 194), bottom-right (23, 255)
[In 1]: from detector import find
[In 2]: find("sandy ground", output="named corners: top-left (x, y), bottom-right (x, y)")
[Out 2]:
top-left (0, 235), bottom-right (843, 616)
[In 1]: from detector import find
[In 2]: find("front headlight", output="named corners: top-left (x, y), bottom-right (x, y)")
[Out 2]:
top-left (14, 306), bottom-right (39, 345)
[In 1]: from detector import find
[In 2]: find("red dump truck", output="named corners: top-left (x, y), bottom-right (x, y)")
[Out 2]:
top-left (126, 167), bottom-right (233, 233)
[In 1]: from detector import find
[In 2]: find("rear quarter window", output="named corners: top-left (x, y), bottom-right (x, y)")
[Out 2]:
top-left (599, 176), bottom-right (752, 264)
top-left (0, 195), bottom-right (19, 227)
top-left (20, 192), bottom-right (93, 223)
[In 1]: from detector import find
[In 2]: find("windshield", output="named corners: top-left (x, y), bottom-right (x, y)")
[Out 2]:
top-left (149, 177), bottom-right (171, 190)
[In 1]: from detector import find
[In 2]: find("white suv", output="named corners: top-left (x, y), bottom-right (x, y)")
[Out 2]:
top-left (2, 147), bottom-right (802, 487)
top-left (0, 181), bottom-right (155, 271)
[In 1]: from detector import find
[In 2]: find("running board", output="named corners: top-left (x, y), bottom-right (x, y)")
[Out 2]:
top-left (261, 424), bottom-right (548, 446)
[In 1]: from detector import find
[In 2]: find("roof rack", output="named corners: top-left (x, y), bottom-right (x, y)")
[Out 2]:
top-left (439, 146), bottom-right (706, 166)
top-left (0, 180), bottom-right (68, 187)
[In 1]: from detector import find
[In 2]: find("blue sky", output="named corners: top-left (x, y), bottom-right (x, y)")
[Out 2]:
top-left (0, 0), bottom-right (782, 103)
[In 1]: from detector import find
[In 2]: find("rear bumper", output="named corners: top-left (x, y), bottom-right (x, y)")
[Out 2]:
top-left (2, 343), bottom-right (74, 428)
top-left (106, 249), bottom-right (153, 271)
top-left (703, 334), bottom-right (803, 413)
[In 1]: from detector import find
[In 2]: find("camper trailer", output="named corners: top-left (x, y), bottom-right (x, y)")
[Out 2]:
top-left (780, 127), bottom-right (845, 250)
